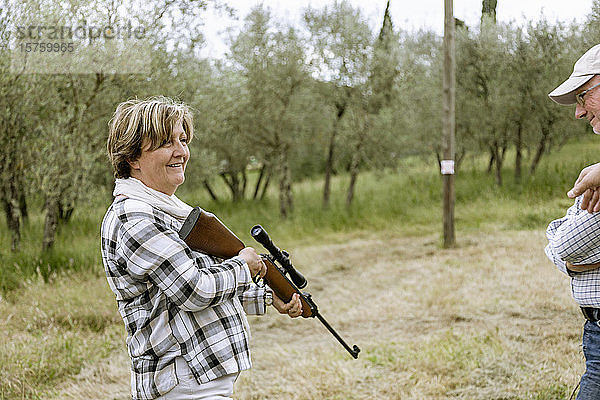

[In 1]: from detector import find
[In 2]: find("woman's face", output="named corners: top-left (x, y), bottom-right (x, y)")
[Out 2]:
top-left (129, 120), bottom-right (190, 195)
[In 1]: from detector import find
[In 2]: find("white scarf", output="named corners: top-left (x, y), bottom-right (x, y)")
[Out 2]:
top-left (113, 177), bottom-right (193, 221)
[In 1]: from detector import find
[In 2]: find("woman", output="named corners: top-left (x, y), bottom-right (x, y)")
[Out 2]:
top-left (101, 97), bottom-right (302, 400)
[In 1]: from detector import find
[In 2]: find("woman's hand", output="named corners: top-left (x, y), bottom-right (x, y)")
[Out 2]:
top-left (273, 292), bottom-right (303, 318)
top-left (238, 247), bottom-right (266, 279)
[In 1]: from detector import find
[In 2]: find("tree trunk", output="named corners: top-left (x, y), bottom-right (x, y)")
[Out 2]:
top-left (43, 197), bottom-right (59, 251)
top-left (58, 201), bottom-right (74, 223)
top-left (241, 169), bottom-right (248, 199)
top-left (323, 128), bottom-right (337, 209)
top-left (278, 147), bottom-right (293, 218)
top-left (202, 180), bottom-right (219, 201)
top-left (346, 166), bottom-right (359, 208)
top-left (456, 148), bottom-right (466, 171)
top-left (254, 163), bottom-right (272, 200)
top-left (495, 152), bottom-right (503, 186)
top-left (530, 126), bottom-right (550, 175)
top-left (253, 163), bottom-right (267, 200)
top-left (219, 171), bottom-right (244, 201)
top-left (487, 148), bottom-right (495, 174)
top-left (346, 122), bottom-right (367, 208)
top-left (323, 102), bottom-right (347, 209)
top-left (2, 180), bottom-right (22, 252)
top-left (482, 0), bottom-right (498, 22)
top-left (19, 187), bottom-right (27, 220)
top-left (260, 171), bottom-right (271, 200)
top-left (514, 121), bottom-right (522, 182)
top-left (492, 143), bottom-right (503, 186)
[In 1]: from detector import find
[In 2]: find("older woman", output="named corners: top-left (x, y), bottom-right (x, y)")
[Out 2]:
top-left (101, 97), bottom-right (302, 400)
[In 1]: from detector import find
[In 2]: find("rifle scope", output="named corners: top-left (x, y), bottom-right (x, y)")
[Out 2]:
top-left (251, 225), bottom-right (307, 289)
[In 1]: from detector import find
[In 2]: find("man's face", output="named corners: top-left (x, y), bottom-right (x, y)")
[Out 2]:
top-left (575, 75), bottom-right (600, 134)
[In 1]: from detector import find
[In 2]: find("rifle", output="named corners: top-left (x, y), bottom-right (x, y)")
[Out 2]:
top-left (178, 207), bottom-right (361, 359)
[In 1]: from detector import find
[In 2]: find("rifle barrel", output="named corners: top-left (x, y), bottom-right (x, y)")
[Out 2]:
top-left (315, 312), bottom-right (360, 359)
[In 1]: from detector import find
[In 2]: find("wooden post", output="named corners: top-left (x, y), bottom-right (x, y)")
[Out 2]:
top-left (442, 0), bottom-right (456, 248)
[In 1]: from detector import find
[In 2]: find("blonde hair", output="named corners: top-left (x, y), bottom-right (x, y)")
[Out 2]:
top-left (107, 96), bottom-right (194, 178)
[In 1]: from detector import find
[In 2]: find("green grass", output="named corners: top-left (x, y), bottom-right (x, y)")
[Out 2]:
top-left (0, 203), bottom-right (105, 292)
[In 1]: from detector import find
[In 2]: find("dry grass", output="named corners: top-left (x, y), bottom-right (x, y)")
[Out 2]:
top-left (0, 273), bottom-right (124, 400)
top-left (30, 227), bottom-right (584, 400)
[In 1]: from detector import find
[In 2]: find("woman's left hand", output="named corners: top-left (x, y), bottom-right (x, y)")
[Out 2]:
top-left (273, 292), bottom-right (303, 318)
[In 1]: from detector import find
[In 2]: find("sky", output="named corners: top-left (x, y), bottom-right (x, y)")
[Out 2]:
top-left (200, 0), bottom-right (595, 58)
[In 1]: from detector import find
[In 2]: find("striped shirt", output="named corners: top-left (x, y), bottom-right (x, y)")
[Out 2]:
top-left (101, 197), bottom-right (267, 400)
top-left (545, 195), bottom-right (600, 307)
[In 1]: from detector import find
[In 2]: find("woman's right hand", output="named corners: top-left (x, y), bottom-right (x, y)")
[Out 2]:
top-left (238, 247), bottom-right (267, 279)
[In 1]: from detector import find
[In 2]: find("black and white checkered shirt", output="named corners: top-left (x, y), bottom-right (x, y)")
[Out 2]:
top-left (546, 195), bottom-right (600, 307)
top-left (101, 197), bottom-right (267, 400)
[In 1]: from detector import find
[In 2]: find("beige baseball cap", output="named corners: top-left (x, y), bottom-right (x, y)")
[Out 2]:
top-left (549, 44), bottom-right (600, 105)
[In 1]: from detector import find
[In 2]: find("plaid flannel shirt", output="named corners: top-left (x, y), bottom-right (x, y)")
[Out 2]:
top-left (101, 197), bottom-right (267, 400)
top-left (545, 195), bottom-right (600, 307)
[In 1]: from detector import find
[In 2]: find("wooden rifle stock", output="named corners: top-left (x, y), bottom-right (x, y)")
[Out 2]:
top-left (178, 207), bottom-right (360, 359)
top-left (178, 207), bottom-right (244, 258)
top-left (178, 207), bottom-right (313, 318)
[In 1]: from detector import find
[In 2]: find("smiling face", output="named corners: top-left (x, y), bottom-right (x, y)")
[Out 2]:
top-left (575, 75), bottom-right (600, 134)
top-left (129, 120), bottom-right (190, 195)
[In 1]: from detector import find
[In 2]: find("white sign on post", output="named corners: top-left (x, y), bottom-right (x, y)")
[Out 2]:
top-left (441, 160), bottom-right (455, 175)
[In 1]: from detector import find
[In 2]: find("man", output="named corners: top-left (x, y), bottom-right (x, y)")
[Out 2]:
top-left (546, 43), bottom-right (600, 399)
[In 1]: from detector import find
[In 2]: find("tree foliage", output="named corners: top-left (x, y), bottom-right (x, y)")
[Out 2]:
top-left (0, 0), bottom-right (595, 251)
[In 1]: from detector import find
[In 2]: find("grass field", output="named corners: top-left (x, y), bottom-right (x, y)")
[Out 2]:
top-left (4, 228), bottom-right (584, 400)
top-left (1, 136), bottom-right (600, 399)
